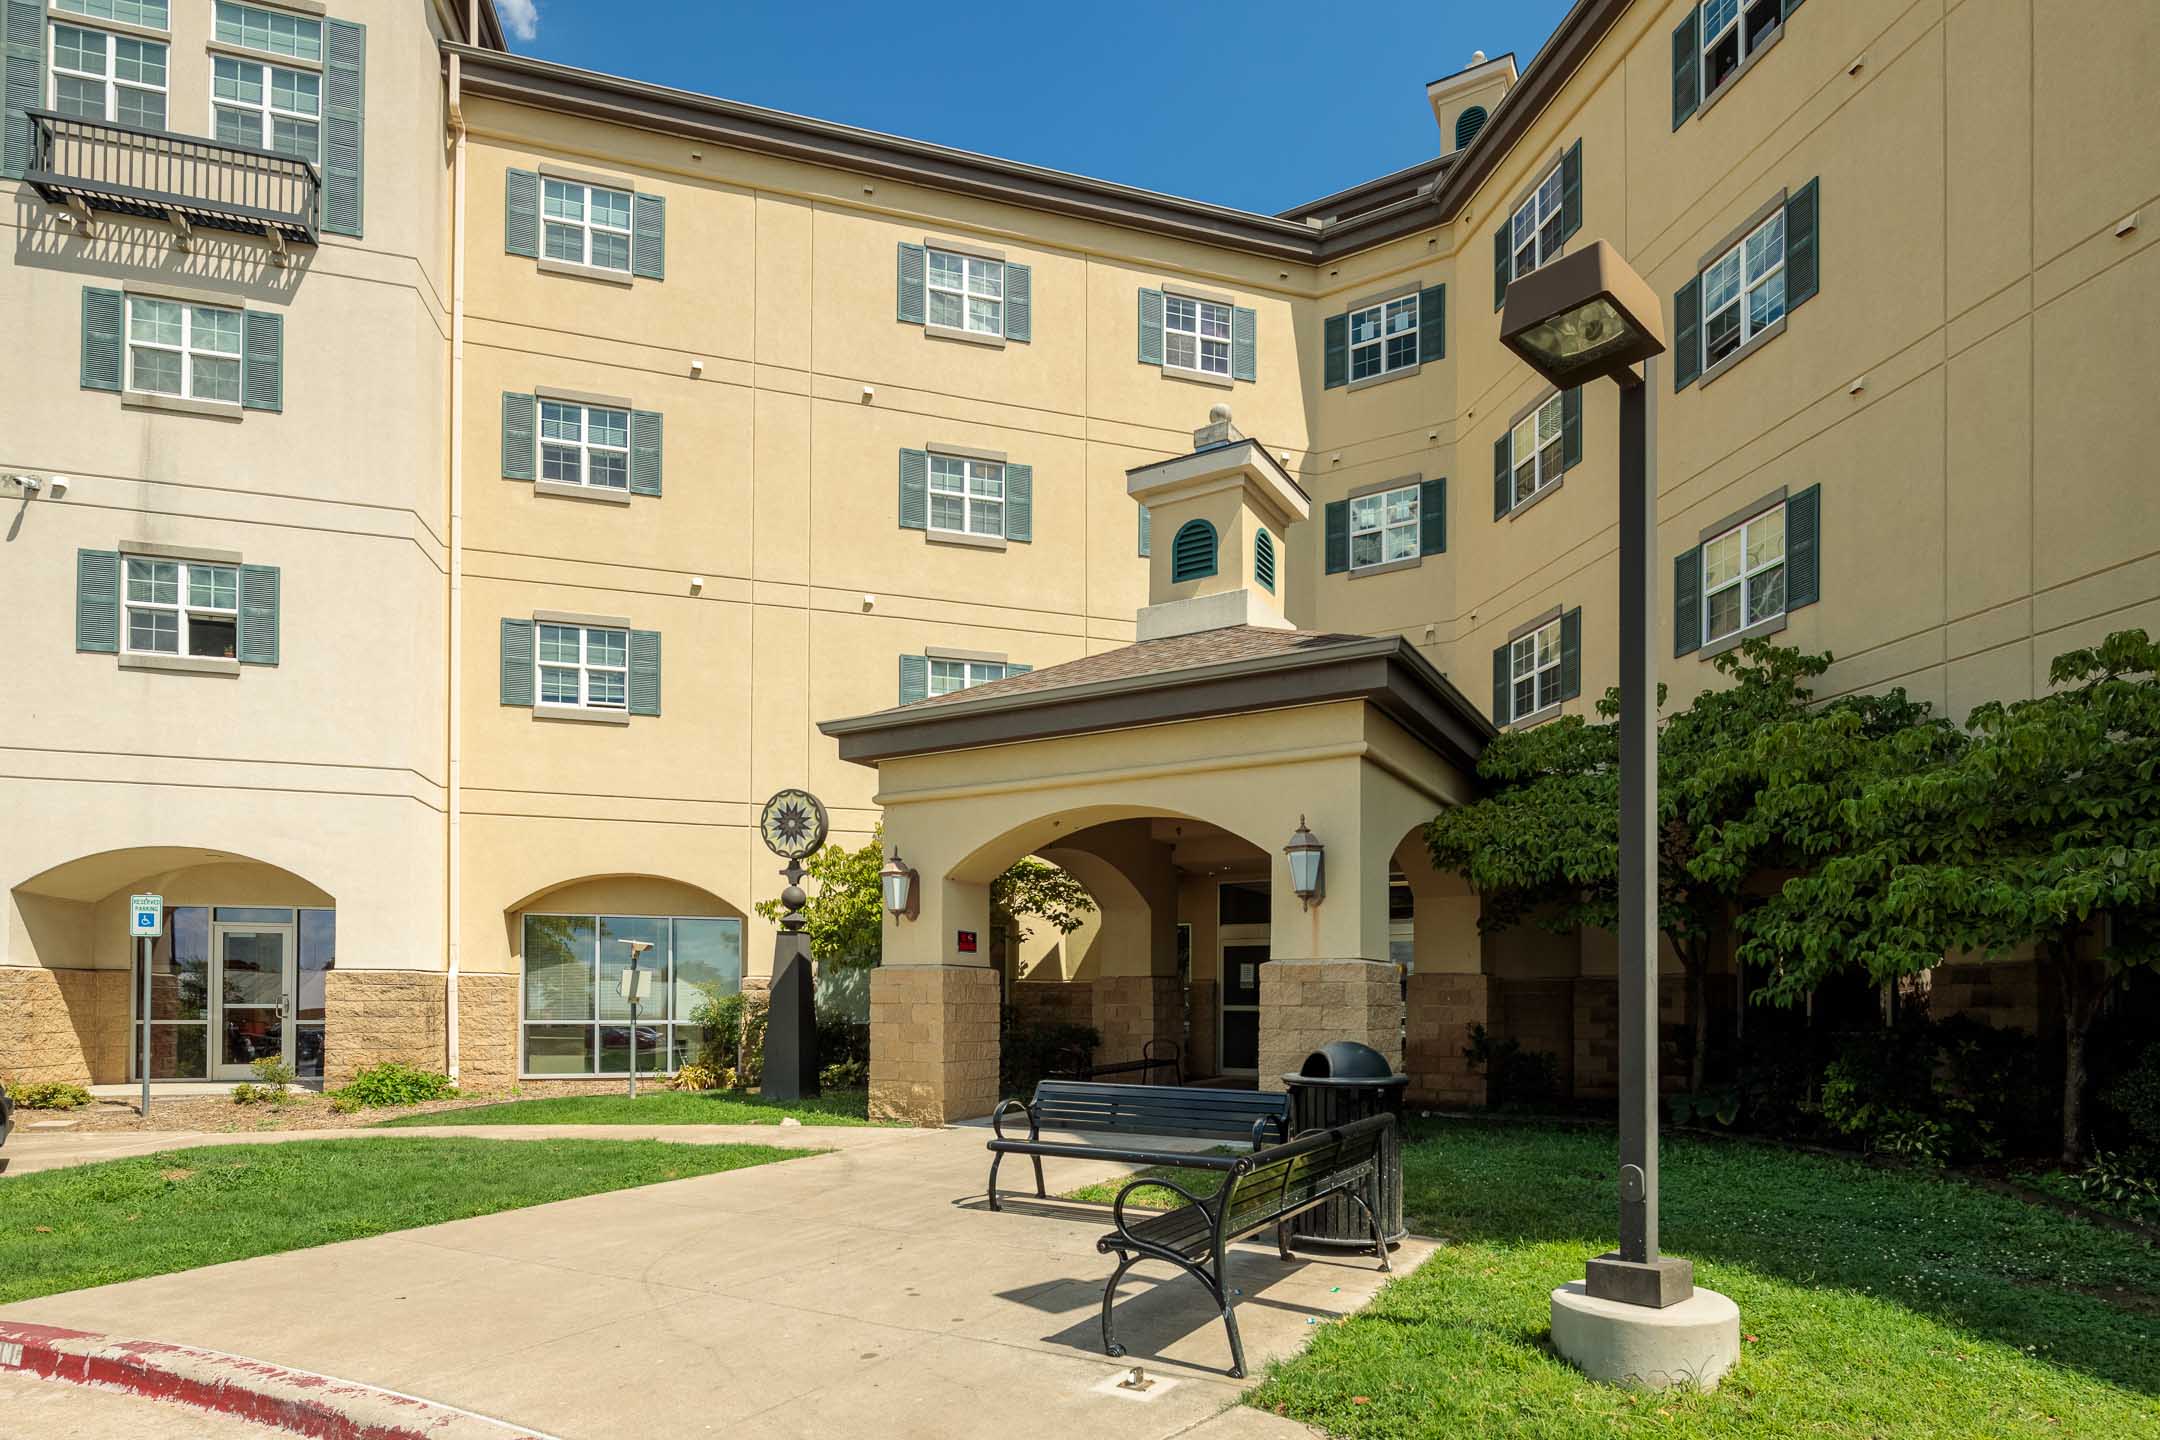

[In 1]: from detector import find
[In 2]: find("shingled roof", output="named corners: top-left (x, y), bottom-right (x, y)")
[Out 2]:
top-left (898, 627), bottom-right (1375, 712)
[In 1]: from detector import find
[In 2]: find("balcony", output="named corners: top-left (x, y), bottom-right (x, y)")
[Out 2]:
top-left (25, 110), bottom-right (320, 250)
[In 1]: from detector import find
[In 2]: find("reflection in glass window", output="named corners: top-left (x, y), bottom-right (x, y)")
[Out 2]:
top-left (520, 912), bottom-right (743, 1076)
top-left (1701, 504), bottom-right (1787, 646)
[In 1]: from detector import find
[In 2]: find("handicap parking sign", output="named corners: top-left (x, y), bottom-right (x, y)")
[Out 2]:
top-left (129, 893), bottom-right (164, 938)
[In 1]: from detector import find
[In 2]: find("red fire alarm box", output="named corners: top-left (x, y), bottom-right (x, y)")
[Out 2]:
top-left (956, 930), bottom-right (978, 954)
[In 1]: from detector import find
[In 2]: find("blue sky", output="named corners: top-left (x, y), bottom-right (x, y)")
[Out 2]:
top-left (494, 1), bottom-right (1576, 214)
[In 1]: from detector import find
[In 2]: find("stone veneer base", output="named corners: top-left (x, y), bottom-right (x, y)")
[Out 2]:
top-left (323, 970), bottom-right (446, 1086)
top-left (0, 966), bottom-right (127, 1085)
top-left (454, 972), bottom-right (519, 1090)
top-left (868, 965), bottom-right (1001, 1125)
top-left (1257, 958), bottom-right (1404, 1091)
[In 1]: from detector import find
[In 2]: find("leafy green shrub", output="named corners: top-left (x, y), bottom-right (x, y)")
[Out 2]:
top-left (2102, 1044), bottom-right (2160, 1152)
top-left (999, 1008), bottom-right (1099, 1097)
top-left (8, 1080), bottom-right (92, 1110)
top-left (669, 1061), bottom-right (722, 1092)
top-left (818, 1014), bottom-right (870, 1070)
top-left (1462, 1025), bottom-right (1559, 1107)
top-left (334, 1062), bottom-right (458, 1108)
top-left (819, 1058), bottom-right (869, 1091)
top-left (692, 990), bottom-right (769, 1086)
top-left (2068, 1149), bottom-right (2160, 1219)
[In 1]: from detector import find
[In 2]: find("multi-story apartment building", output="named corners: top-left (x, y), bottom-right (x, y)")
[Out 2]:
top-left (4, 0), bottom-right (2153, 1109)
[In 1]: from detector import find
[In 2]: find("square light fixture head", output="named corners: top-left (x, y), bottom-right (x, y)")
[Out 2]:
top-left (1500, 239), bottom-right (1667, 389)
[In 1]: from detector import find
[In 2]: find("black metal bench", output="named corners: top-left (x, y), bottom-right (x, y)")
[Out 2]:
top-left (1097, 1114), bottom-right (1395, 1378)
top-left (1046, 1037), bottom-right (1182, 1086)
top-left (985, 1079), bottom-right (1290, 1212)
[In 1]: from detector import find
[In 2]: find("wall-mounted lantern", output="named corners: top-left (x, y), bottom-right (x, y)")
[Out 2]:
top-left (1284, 816), bottom-right (1324, 909)
top-left (880, 849), bottom-right (919, 921)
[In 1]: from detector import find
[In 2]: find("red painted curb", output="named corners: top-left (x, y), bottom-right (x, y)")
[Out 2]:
top-left (0, 1320), bottom-right (559, 1438)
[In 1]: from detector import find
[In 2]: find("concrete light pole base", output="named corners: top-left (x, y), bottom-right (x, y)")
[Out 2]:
top-left (1550, 1281), bottom-right (1740, 1391)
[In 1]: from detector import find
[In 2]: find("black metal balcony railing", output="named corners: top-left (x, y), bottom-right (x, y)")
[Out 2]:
top-left (25, 110), bottom-right (321, 247)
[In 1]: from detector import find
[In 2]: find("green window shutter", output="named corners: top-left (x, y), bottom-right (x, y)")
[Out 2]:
top-left (74, 549), bottom-right (119, 653)
top-left (1559, 606), bottom-right (1582, 700)
top-left (500, 619), bottom-right (534, 706)
top-left (1785, 484), bottom-right (1821, 609)
top-left (898, 448), bottom-right (928, 531)
top-left (629, 410), bottom-right (663, 496)
top-left (321, 20), bottom-right (365, 237)
top-left (1784, 178), bottom-right (1821, 310)
top-left (504, 168), bottom-right (539, 257)
top-left (1672, 5), bottom-right (1701, 129)
top-left (1323, 499), bottom-right (1349, 574)
top-left (898, 654), bottom-right (928, 705)
top-left (1492, 645), bottom-right (1510, 726)
top-left (1137, 288), bottom-right (1164, 366)
top-left (1004, 663), bottom-right (1032, 676)
top-left (1231, 305), bottom-right (1257, 381)
top-left (1417, 284), bottom-right (1445, 364)
top-left (80, 286), bottom-right (123, 392)
top-left (1557, 139), bottom-right (1583, 246)
top-left (1493, 222), bottom-right (1511, 310)
top-left (1138, 505), bottom-right (1151, 557)
top-left (241, 311), bottom-right (283, 412)
top-left (1254, 528), bottom-right (1275, 593)
top-left (628, 630), bottom-right (661, 716)
top-left (237, 564), bottom-right (280, 665)
top-left (896, 243), bottom-right (926, 325)
top-left (1003, 262), bottom-right (1031, 342)
top-left (2, 0), bottom-right (41, 182)
top-left (1419, 477), bottom-right (1446, 556)
top-left (1674, 547), bottom-right (1703, 656)
top-left (1003, 462), bottom-right (1032, 542)
top-left (1672, 275), bottom-right (1703, 391)
top-left (1493, 435), bottom-right (1513, 518)
top-left (1170, 520), bottom-right (1217, 582)
top-left (631, 193), bottom-right (666, 280)
top-left (501, 392), bottom-right (535, 480)
top-left (1560, 386), bottom-right (1582, 470)
top-left (1322, 312), bottom-right (1348, 388)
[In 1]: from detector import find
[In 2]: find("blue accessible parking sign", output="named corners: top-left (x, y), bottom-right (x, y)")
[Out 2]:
top-left (129, 893), bottom-right (164, 938)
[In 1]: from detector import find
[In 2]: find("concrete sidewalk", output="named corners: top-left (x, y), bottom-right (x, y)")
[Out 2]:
top-left (0, 1125), bottom-right (1428, 1439)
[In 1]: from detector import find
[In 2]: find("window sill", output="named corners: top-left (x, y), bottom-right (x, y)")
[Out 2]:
top-left (1696, 316), bottom-right (1786, 390)
top-left (1347, 363), bottom-right (1420, 393)
top-left (1506, 474), bottom-right (1565, 521)
top-left (1698, 611), bottom-right (1787, 661)
top-left (534, 479), bottom-right (632, 505)
top-left (926, 527), bottom-right (1007, 551)
top-left (206, 40), bottom-right (322, 74)
top-left (534, 704), bottom-right (631, 725)
top-left (1507, 701), bottom-right (1565, 732)
top-left (1695, 24), bottom-right (1782, 122)
top-left (537, 257), bottom-right (635, 287)
top-left (122, 393), bottom-right (243, 421)
top-left (924, 323), bottom-right (1007, 349)
top-left (1349, 555), bottom-right (1422, 580)
top-left (57, 10), bottom-right (169, 42)
top-left (1163, 364), bottom-right (1234, 389)
top-left (119, 653), bottom-right (240, 677)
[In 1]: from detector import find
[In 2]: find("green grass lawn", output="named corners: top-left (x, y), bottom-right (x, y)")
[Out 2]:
top-left (379, 1087), bottom-right (879, 1128)
top-left (0, 1138), bottom-right (804, 1305)
top-left (1071, 1122), bottom-right (2160, 1439)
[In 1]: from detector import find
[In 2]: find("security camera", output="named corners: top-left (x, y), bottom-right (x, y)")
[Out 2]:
top-left (9, 474), bottom-right (38, 494)
top-left (46, 475), bottom-right (68, 499)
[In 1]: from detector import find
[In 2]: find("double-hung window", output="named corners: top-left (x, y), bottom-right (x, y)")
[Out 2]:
top-left (1701, 505), bottom-right (1784, 646)
top-left (1508, 617), bottom-right (1564, 723)
top-left (1164, 295), bottom-right (1232, 376)
top-left (214, 1), bottom-right (322, 61)
top-left (925, 249), bottom-right (1002, 336)
top-left (1701, 0), bottom-right (1784, 99)
top-left (127, 297), bottom-right (242, 404)
top-left (928, 659), bottom-right (1008, 696)
top-left (50, 22), bottom-right (167, 129)
top-left (543, 180), bottom-right (632, 272)
top-left (1509, 393), bottom-right (1566, 508)
top-left (212, 56), bottom-right (320, 161)
top-left (1511, 160), bottom-right (1567, 279)
top-left (926, 454), bottom-right (1004, 538)
top-left (1348, 483), bottom-right (1420, 570)
top-left (537, 623), bottom-right (628, 711)
top-left (1347, 295), bottom-right (1418, 382)
top-left (1701, 209), bottom-right (1784, 371)
top-left (125, 557), bottom-right (238, 659)
top-left (539, 402), bottom-right (629, 491)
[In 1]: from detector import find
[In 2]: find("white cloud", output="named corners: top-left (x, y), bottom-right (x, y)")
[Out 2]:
top-left (499, 0), bottom-right (539, 42)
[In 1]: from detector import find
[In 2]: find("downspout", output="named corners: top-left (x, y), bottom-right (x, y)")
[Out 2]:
top-left (445, 36), bottom-right (469, 1081)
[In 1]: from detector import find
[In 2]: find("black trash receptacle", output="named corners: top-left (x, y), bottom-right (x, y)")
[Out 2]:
top-left (1282, 1041), bottom-right (1408, 1251)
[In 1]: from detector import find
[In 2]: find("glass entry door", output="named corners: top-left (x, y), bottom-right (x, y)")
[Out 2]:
top-left (213, 922), bottom-right (295, 1079)
top-left (1219, 935), bottom-right (1270, 1077)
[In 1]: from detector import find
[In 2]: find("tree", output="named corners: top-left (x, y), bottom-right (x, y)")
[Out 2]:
top-left (1737, 630), bottom-right (2160, 1163)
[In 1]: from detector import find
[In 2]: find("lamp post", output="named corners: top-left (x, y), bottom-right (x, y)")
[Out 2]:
top-left (1500, 241), bottom-right (1738, 1387)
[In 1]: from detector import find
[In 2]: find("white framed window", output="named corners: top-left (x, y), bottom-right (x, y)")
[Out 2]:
top-left (1349, 483), bottom-right (1420, 570)
top-left (1509, 618), bottom-right (1564, 722)
top-left (127, 297), bottom-right (242, 404)
top-left (925, 249), bottom-right (1002, 335)
top-left (1701, 209), bottom-right (1785, 372)
top-left (1164, 295), bottom-right (1232, 375)
top-left (1510, 159), bottom-right (1567, 279)
top-left (1701, 504), bottom-right (1785, 646)
top-left (538, 402), bottom-right (630, 490)
top-left (50, 22), bottom-right (167, 129)
top-left (53, 0), bottom-right (169, 28)
top-left (1509, 393), bottom-right (1567, 508)
top-left (928, 659), bottom-right (1009, 696)
top-left (926, 454), bottom-right (1005, 537)
top-left (536, 623), bottom-right (628, 710)
top-left (212, 55), bottom-right (319, 160)
top-left (542, 179), bottom-right (632, 272)
top-left (124, 557), bottom-right (238, 659)
top-left (214, 1), bottom-right (323, 62)
top-left (1347, 295), bottom-right (1418, 382)
top-left (1702, 0), bottom-right (1784, 99)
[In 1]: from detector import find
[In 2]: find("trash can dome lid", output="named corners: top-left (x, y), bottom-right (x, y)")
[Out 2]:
top-left (1299, 1040), bottom-right (1395, 1079)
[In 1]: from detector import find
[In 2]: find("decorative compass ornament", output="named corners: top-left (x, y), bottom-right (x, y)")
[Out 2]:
top-left (758, 788), bottom-right (829, 861)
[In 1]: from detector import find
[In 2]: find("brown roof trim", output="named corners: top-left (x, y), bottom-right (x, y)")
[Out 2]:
top-left (821, 635), bottom-right (1495, 773)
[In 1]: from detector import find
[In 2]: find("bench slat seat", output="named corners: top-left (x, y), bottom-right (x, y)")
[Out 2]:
top-left (984, 1080), bottom-right (1291, 1212)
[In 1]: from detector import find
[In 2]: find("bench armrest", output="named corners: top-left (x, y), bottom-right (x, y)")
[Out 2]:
top-left (1111, 1175), bottom-right (1211, 1249)
top-left (991, 1097), bottom-right (1037, 1143)
top-left (1250, 1115), bottom-right (1287, 1150)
